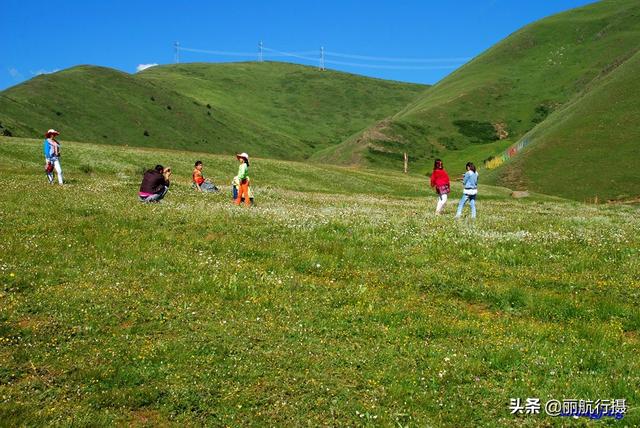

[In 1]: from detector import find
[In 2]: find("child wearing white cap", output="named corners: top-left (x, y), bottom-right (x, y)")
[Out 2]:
top-left (43, 129), bottom-right (63, 185)
top-left (235, 153), bottom-right (251, 207)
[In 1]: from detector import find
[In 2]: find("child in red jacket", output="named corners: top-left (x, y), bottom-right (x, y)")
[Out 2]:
top-left (430, 159), bottom-right (450, 214)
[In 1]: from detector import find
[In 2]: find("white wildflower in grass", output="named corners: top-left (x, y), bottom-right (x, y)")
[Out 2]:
top-left (0, 137), bottom-right (638, 426)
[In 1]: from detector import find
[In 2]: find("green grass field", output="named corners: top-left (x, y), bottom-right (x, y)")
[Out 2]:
top-left (1, 137), bottom-right (638, 426)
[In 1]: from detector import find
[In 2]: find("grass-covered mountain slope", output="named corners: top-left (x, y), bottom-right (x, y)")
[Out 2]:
top-left (485, 48), bottom-right (640, 202)
top-left (319, 0), bottom-right (640, 179)
top-left (0, 62), bottom-right (426, 161)
top-left (137, 62), bottom-right (427, 155)
top-left (2, 1), bottom-right (638, 201)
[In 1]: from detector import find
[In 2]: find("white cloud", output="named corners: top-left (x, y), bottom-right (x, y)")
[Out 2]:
top-left (31, 69), bottom-right (60, 76)
top-left (8, 67), bottom-right (23, 80)
top-left (136, 63), bottom-right (158, 72)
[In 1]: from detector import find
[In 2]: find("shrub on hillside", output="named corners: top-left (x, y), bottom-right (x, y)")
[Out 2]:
top-left (143, 130), bottom-right (150, 137)
top-left (2, 129), bottom-right (13, 137)
top-left (532, 103), bottom-right (554, 124)
top-left (453, 119), bottom-right (498, 143)
top-left (439, 136), bottom-right (461, 150)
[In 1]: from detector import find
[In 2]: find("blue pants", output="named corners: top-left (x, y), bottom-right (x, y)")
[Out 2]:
top-left (193, 182), bottom-right (218, 192)
top-left (455, 193), bottom-right (476, 218)
top-left (139, 186), bottom-right (169, 203)
top-left (200, 182), bottom-right (218, 192)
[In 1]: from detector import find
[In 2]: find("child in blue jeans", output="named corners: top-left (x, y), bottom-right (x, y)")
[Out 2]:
top-left (455, 162), bottom-right (478, 219)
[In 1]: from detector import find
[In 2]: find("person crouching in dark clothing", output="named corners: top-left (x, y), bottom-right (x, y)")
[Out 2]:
top-left (139, 164), bottom-right (171, 202)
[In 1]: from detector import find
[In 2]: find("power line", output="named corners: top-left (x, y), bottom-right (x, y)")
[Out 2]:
top-left (261, 47), bottom-right (319, 61)
top-left (324, 51), bottom-right (471, 63)
top-left (180, 47), bottom-right (261, 57)
top-left (179, 46), bottom-right (317, 58)
top-left (175, 44), bottom-right (469, 70)
top-left (323, 59), bottom-right (460, 70)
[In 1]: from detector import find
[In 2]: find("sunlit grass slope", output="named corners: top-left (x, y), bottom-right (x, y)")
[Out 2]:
top-left (485, 48), bottom-right (640, 201)
top-left (1, 137), bottom-right (639, 426)
top-left (0, 62), bottom-right (426, 161)
top-left (138, 62), bottom-right (427, 156)
top-left (320, 0), bottom-right (640, 186)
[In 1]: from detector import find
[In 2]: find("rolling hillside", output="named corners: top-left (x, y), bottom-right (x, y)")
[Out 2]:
top-left (2, 1), bottom-right (639, 201)
top-left (319, 0), bottom-right (640, 185)
top-left (0, 62), bottom-right (426, 161)
top-left (486, 48), bottom-right (640, 201)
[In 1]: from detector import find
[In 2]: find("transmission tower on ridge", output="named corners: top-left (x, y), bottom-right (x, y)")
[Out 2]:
top-left (174, 41), bottom-right (180, 64)
top-left (259, 41), bottom-right (263, 62)
top-left (320, 46), bottom-right (325, 71)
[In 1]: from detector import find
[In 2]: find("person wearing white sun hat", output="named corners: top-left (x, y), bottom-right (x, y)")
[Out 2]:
top-left (234, 152), bottom-right (251, 206)
top-left (43, 129), bottom-right (63, 185)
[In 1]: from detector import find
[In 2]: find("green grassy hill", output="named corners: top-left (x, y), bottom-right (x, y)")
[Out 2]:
top-left (3, 1), bottom-right (639, 202)
top-left (0, 62), bottom-right (426, 161)
top-left (138, 62), bottom-right (426, 155)
top-left (318, 0), bottom-right (640, 183)
top-left (485, 48), bottom-right (640, 201)
top-left (1, 137), bottom-right (639, 426)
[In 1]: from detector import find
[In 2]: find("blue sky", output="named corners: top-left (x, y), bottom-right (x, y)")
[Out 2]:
top-left (2, 0), bottom-right (596, 90)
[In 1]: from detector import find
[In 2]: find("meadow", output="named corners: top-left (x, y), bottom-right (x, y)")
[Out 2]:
top-left (1, 137), bottom-right (639, 426)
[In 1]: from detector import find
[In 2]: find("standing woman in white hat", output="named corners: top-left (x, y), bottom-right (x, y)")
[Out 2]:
top-left (235, 153), bottom-right (251, 207)
top-left (43, 129), bottom-right (63, 185)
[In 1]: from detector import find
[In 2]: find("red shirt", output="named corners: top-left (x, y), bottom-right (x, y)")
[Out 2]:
top-left (430, 169), bottom-right (450, 187)
top-left (193, 169), bottom-right (205, 185)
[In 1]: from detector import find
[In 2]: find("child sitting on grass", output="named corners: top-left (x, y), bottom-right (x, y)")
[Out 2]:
top-left (192, 160), bottom-right (218, 192)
